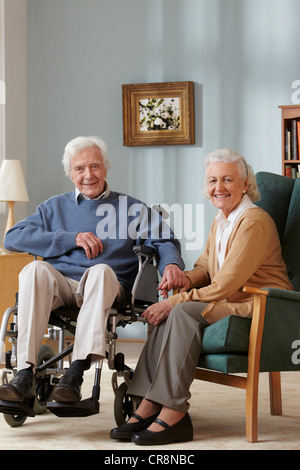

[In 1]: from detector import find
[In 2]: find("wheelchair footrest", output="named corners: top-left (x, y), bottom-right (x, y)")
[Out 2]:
top-left (0, 399), bottom-right (36, 417)
top-left (47, 397), bottom-right (99, 417)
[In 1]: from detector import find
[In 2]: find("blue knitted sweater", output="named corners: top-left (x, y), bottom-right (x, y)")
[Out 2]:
top-left (4, 190), bottom-right (185, 292)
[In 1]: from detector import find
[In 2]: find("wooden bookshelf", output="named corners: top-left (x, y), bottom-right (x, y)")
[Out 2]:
top-left (279, 105), bottom-right (300, 178)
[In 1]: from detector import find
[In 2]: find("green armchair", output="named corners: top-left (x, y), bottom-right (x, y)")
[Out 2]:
top-left (196, 171), bottom-right (300, 443)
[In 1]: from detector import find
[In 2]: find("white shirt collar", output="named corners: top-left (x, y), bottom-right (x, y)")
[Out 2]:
top-left (75, 182), bottom-right (110, 204)
top-left (215, 194), bottom-right (256, 225)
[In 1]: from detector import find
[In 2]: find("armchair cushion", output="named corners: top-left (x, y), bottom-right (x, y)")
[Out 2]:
top-left (199, 315), bottom-right (250, 374)
top-left (197, 353), bottom-right (248, 374)
top-left (201, 315), bottom-right (251, 354)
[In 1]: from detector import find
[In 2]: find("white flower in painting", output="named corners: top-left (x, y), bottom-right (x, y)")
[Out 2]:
top-left (154, 117), bottom-right (166, 128)
top-left (160, 111), bottom-right (171, 120)
top-left (139, 99), bottom-right (149, 106)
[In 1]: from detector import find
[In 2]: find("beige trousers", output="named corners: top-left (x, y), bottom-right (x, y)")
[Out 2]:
top-left (16, 260), bottom-right (123, 370)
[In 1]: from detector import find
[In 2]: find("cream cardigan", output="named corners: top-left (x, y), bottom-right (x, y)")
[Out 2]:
top-left (169, 207), bottom-right (294, 324)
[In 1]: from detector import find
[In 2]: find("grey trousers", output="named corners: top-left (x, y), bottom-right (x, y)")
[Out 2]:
top-left (128, 302), bottom-right (210, 414)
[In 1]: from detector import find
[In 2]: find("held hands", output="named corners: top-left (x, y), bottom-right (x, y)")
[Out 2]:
top-left (158, 264), bottom-right (191, 299)
top-left (141, 265), bottom-right (191, 326)
top-left (75, 232), bottom-right (103, 259)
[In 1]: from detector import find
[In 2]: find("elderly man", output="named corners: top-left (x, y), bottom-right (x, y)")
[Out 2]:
top-left (0, 136), bottom-right (185, 403)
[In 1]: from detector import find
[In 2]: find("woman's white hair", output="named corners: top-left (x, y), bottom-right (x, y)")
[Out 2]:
top-left (202, 148), bottom-right (260, 202)
top-left (62, 136), bottom-right (111, 177)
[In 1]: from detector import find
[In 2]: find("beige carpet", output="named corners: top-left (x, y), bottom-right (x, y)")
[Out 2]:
top-left (0, 341), bottom-right (299, 451)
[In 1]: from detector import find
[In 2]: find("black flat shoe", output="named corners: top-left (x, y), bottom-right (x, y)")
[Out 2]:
top-left (131, 413), bottom-right (193, 446)
top-left (110, 412), bottom-right (160, 441)
top-left (0, 373), bottom-right (33, 401)
top-left (52, 374), bottom-right (82, 402)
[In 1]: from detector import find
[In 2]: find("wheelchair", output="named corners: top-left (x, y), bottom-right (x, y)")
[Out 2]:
top-left (0, 245), bottom-right (158, 427)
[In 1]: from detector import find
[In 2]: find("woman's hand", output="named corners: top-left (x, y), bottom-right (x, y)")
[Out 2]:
top-left (142, 299), bottom-right (173, 326)
top-left (179, 276), bottom-right (191, 293)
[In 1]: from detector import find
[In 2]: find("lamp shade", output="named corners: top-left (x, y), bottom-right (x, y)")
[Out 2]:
top-left (0, 159), bottom-right (29, 202)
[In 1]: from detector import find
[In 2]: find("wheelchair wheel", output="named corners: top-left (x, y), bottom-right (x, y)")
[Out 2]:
top-left (2, 344), bottom-right (56, 427)
top-left (3, 412), bottom-right (27, 428)
top-left (114, 381), bottom-right (141, 426)
top-left (0, 369), bottom-right (28, 428)
top-left (33, 344), bottom-right (57, 414)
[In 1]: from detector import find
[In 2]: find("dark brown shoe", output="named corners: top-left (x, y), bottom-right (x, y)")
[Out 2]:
top-left (0, 373), bottom-right (33, 401)
top-left (52, 374), bottom-right (82, 402)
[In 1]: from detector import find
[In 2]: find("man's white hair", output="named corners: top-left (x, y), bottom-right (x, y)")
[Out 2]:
top-left (62, 136), bottom-right (111, 177)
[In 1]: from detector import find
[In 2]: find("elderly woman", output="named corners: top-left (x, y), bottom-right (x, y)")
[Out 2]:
top-left (110, 148), bottom-right (293, 446)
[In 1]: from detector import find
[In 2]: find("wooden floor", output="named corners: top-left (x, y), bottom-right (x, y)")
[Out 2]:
top-left (0, 341), bottom-right (299, 451)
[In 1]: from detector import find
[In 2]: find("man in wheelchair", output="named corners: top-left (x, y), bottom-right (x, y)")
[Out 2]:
top-left (0, 135), bottom-right (185, 405)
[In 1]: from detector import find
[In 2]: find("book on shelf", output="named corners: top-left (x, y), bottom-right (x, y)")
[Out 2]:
top-left (286, 129), bottom-right (291, 159)
top-left (284, 163), bottom-right (300, 178)
top-left (292, 120), bottom-right (298, 159)
top-left (286, 119), bottom-right (300, 160)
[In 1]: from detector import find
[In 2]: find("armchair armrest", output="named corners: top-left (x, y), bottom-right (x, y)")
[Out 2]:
top-left (243, 286), bottom-right (300, 302)
top-left (242, 286), bottom-right (268, 296)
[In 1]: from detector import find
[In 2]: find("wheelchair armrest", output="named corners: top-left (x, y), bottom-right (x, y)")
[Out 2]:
top-left (130, 245), bottom-right (158, 314)
top-left (133, 245), bottom-right (156, 259)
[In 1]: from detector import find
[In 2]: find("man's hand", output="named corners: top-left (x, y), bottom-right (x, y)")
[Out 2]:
top-left (141, 299), bottom-right (173, 326)
top-left (158, 264), bottom-right (189, 299)
top-left (75, 232), bottom-right (103, 259)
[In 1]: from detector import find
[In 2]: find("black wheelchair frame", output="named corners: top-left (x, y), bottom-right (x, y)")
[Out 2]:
top-left (0, 245), bottom-right (158, 427)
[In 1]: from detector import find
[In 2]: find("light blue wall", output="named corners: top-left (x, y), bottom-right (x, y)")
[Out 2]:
top-left (27, 0), bottom-right (300, 336)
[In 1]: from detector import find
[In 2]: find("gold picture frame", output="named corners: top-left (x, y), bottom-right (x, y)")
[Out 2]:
top-left (122, 81), bottom-right (195, 146)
